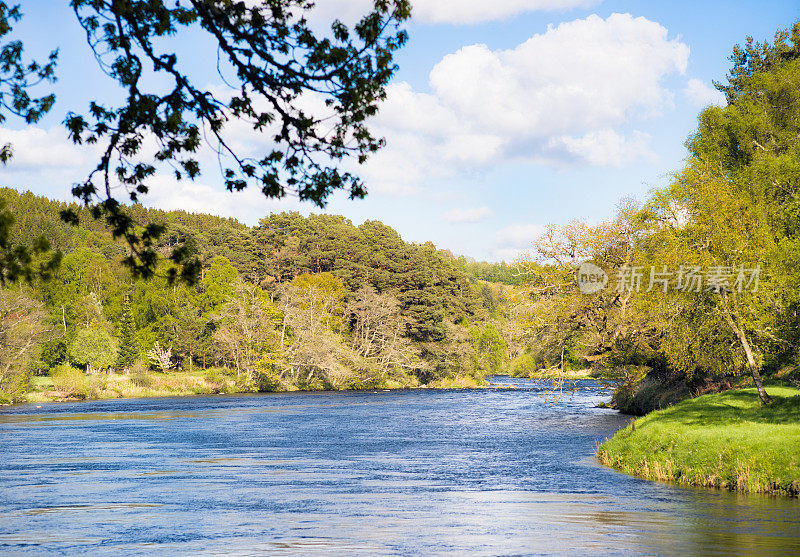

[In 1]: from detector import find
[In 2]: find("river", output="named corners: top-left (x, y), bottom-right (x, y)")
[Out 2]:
top-left (1, 376), bottom-right (799, 555)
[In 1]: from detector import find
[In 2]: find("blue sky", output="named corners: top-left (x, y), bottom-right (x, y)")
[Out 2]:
top-left (2, 1), bottom-right (799, 261)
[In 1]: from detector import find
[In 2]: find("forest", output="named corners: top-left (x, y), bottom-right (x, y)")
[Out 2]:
top-left (0, 189), bottom-right (516, 402)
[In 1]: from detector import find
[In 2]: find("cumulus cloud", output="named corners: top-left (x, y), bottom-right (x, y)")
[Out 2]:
top-left (444, 206), bottom-right (493, 223)
top-left (429, 13), bottom-right (688, 135)
top-left (356, 13), bottom-right (688, 193)
top-left (545, 129), bottom-right (656, 167)
top-left (142, 174), bottom-right (306, 224)
top-left (0, 126), bottom-right (100, 170)
top-left (683, 78), bottom-right (726, 108)
top-left (2, 13), bottom-right (690, 212)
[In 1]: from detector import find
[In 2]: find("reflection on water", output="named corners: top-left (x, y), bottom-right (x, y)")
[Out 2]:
top-left (1, 377), bottom-right (799, 555)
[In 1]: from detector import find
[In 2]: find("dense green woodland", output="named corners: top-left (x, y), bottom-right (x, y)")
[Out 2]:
top-left (0, 189), bottom-right (514, 401)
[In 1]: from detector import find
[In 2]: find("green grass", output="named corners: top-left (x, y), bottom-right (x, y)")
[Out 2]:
top-left (598, 386), bottom-right (800, 496)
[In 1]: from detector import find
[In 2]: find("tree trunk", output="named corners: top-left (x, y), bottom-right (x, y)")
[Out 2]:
top-left (733, 320), bottom-right (771, 404)
top-left (721, 293), bottom-right (771, 404)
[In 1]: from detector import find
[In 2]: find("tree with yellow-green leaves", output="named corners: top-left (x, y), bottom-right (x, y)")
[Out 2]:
top-left (640, 24), bottom-right (800, 404)
top-left (515, 24), bottom-right (800, 405)
top-left (214, 279), bottom-right (282, 383)
top-left (640, 158), bottom-right (779, 403)
top-left (0, 288), bottom-right (52, 401)
top-left (68, 323), bottom-right (118, 374)
top-left (516, 201), bottom-right (651, 376)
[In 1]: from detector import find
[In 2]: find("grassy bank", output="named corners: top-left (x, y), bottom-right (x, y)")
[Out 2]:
top-left (598, 386), bottom-right (800, 496)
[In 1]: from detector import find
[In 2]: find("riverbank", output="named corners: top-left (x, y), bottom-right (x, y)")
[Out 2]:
top-left (9, 369), bottom-right (487, 405)
top-left (511, 367), bottom-right (598, 382)
top-left (597, 386), bottom-right (800, 496)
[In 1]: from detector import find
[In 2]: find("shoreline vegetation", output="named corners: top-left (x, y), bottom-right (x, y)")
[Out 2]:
top-left (12, 369), bottom-right (489, 406)
top-left (598, 386), bottom-right (800, 496)
top-left (506, 26), bottom-right (800, 496)
top-left (6, 370), bottom-right (600, 406)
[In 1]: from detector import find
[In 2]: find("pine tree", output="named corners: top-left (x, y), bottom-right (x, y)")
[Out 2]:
top-left (116, 293), bottom-right (138, 370)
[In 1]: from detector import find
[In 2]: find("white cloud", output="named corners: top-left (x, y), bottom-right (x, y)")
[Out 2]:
top-left (545, 129), bottom-right (656, 167)
top-left (308, 0), bottom-right (600, 26)
top-left (142, 174), bottom-right (306, 225)
top-left (492, 223), bottom-right (547, 261)
top-left (683, 78), bottom-right (726, 108)
top-left (1, 13), bottom-right (689, 214)
top-left (428, 14), bottom-right (687, 134)
top-left (444, 206), bottom-right (493, 223)
top-left (0, 126), bottom-right (100, 170)
top-left (357, 13), bottom-right (688, 192)
top-left (0, 122), bottom-right (307, 225)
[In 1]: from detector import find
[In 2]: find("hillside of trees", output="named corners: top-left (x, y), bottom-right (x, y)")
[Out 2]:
top-left (0, 188), bottom-right (519, 402)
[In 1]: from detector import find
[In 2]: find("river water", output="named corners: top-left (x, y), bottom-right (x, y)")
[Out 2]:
top-left (1, 376), bottom-right (799, 555)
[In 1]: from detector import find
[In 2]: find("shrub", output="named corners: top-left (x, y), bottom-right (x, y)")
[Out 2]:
top-left (125, 360), bottom-right (152, 388)
top-left (0, 370), bottom-right (30, 404)
top-left (510, 352), bottom-right (541, 377)
top-left (203, 367), bottom-right (234, 393)
top-left (129, 371), bottom-right (153, 389)
top-left (204, 367), bottom-right (227, 384)
top-left (146, 341), bottom-right (174, 372)
top-left (129, 360), bottom-right (148, 374)
top-left (129, 360), bottom-right (154, 389)
top-left (49, 364), bottom-right (89, 397)
top-left (253, 357), bottom-right (285, 392)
